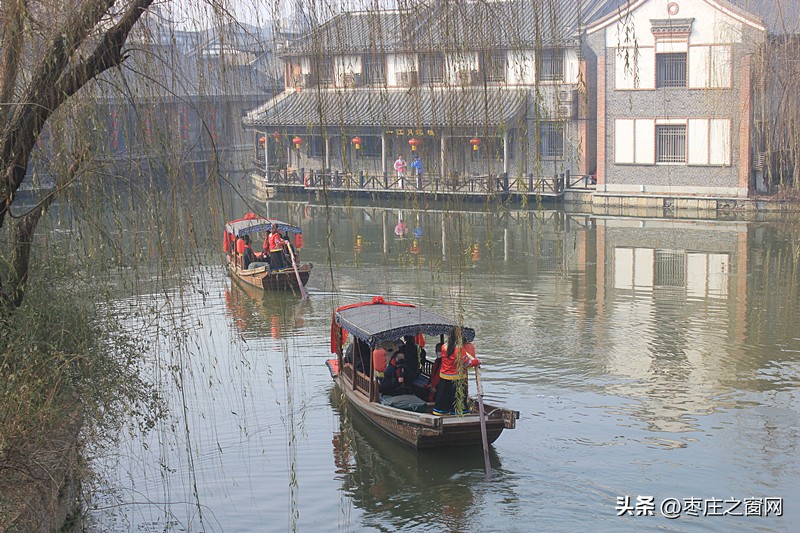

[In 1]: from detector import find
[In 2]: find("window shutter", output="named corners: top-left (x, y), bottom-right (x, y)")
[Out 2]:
top-left (710, 46), bottom-right (731, 88)
top-left (614, 119), bottom-right (635, 163)
top-left (615, 48), bottom-right (653, 89)
top-left (688, 119), bottom-right (710, 165)
top-left (634, 119), bottom-right (655, 164)
top-left (709, 119), bottom-right (731, 165)
top-left (688, 47), bottom-right (710, 89)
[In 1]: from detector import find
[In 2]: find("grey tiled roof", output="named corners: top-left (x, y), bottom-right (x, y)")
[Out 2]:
top-left (287, 0), bottom-right (623, 55)
top-left (726, 0), bottom-right (800, 34)
top-left (244, 87), bottom-right (531, 129)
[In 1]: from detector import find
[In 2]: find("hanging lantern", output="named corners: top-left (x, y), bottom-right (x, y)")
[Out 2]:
top-left (272, 131), bottom-right (282, 141)
top-left (352, 136), bottom-right (362, 150)
top-left (408, 138), bottom-right (421, 151)
top-left (410, 239), bottom-right (420, 255)
top-left (292, 136), bottom-right (303, 149)
top-left (470, 137), bottom-right (481, 151)
top-left (259, 136), bottom-right (266, 145)
top-left (471, 243), bottom-right (481, 261)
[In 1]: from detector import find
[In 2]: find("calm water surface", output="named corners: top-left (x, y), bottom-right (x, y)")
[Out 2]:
top-left (91, 198), bottom-right (800, 532)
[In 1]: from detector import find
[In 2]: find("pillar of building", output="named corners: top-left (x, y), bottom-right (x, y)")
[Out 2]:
top-left (596, 54), bottom-right (606, 187)
top-left (738, 54), bottom-right (752, 195)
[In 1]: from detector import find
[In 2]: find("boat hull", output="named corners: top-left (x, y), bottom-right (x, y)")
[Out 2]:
top-left (229, 258), bottom-right (312, 291)
top-left (334, 370), bottom-right (517, 449)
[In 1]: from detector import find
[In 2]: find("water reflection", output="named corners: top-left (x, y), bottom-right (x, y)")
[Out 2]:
top-left (224, 276), bottom-right (310, 339)
top-left (329, 389), bottom-right (504, 532)
top-left (92, 191), bottom-right (800, 531)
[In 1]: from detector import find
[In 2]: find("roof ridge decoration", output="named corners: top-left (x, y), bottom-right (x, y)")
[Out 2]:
top-left (650, 17), bottom-right (694, 39)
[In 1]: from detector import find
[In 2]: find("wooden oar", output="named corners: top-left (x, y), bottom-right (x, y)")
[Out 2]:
top-left (468, 355), bottom-right (491, 480)
top-left (286, 243), bottom-right (309, 300)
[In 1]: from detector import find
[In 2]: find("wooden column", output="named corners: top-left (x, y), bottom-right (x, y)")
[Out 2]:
top-left (381, 132), bottom-right (387, 174)
top-left (324, 135), bottom-right (330, 173)
top-left (440, 135), bottom-right (446, 180)
top-left (503, 130), bottom-right (509, 175)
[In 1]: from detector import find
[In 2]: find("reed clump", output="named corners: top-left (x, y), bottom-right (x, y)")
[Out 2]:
top-left (0, 279), bottom-right (159, 530)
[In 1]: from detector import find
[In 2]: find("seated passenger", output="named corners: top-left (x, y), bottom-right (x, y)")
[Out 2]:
top-left (380, 353), bottom-right (414, 397)
top-left (425, 342), bottom-right (445, 402)
top-left (242, 235), bottom-right (256, 269)
top-left (397, 335), bottom-right (425, 377)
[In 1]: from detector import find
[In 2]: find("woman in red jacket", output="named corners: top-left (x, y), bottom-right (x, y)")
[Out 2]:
top-left (433, 327), bottom-right (480, 415)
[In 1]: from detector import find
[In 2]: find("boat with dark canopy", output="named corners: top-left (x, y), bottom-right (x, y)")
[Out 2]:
top-left (328, 296), bottom-right (518, 449)
top-left (224, 214), bottom-right (312, 291)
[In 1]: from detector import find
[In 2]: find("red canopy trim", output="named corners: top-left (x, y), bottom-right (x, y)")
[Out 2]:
top-left (330, 296), bottom-right (416, 354)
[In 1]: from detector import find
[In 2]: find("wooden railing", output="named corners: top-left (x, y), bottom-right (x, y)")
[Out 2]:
top-left (255, 166), bottom-right (594, 195)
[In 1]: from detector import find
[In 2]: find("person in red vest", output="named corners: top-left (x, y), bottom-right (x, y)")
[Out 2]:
top-left (267, 224), bottom-right (286, 270)
top-left (235, 235), bottom-right (246, 268)
top-left (433, 327), bottom-right (480, 415)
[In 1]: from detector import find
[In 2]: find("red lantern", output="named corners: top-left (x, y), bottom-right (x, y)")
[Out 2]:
top-left (408, 138), bottom-right (421, 151)
top-left (259, 136), bottom-right (266, 145)
top-left (470, 137), bottom-right (481, 151)
top-left (292, 136), bottom-right (303, 149)
top-left (272, 131), bottom-right (282, 141)
top-left (352, 137), bottom-right (362, 150)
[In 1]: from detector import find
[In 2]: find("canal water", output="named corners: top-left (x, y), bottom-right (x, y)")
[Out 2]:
top-left (89, 195), bottom-right (800, 532)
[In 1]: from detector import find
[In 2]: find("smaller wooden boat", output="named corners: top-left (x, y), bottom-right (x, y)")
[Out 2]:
top-left (224, 214), bottom-right (312, 291)
top-left (328, 296), bottom-right (518, 449)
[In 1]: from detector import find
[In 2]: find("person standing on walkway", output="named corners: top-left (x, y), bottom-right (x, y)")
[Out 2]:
top-left (410, 155), bottom-right (423, 188)
top-left (394, 155), bottom-right (407, 188)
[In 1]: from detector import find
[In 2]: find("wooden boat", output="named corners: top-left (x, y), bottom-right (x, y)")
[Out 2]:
top-left (224, 214), bottom-right (312, 291)
top-left (328, 296), bottom-right (518, 449)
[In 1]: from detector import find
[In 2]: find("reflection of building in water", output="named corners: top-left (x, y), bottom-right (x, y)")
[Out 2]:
top-left (587, 218), bottom-right (749, 434)
top-left (613, 247), bottom-right (729, 300)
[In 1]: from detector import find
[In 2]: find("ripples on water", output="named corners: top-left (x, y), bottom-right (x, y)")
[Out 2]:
top-left (90, 202), bottom-right (800, 532)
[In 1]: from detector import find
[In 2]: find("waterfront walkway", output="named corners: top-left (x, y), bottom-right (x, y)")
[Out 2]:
top-left (251, 167), bottom-right (595, 202)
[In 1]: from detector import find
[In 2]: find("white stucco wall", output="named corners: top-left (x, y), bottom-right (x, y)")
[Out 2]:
top-left (606, 0), bottom-right (751, 91)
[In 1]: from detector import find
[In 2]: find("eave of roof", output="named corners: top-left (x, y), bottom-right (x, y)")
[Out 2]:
top-left (243, 87), bottom-right (531, 130)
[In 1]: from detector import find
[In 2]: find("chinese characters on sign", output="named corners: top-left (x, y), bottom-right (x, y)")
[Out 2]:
top-left (385, 128), bottom-right (437, 137)
top-left (615, 496), bottom-right (783, 519)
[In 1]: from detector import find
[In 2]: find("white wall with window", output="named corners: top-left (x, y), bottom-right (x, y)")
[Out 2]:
top-left (614, 118), bottom-right (730, 166)
top-left (387, 54), bottom-right (417, 86)
top-left (606, 0), bottom-right (750, 92)
top-left (508, 50), bottom-right (536, 84)
top-left (334, 56), bottom-right (361, 86)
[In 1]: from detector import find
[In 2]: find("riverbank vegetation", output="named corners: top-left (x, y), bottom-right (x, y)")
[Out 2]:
top-left (0, 260), bottom-right (161, 529)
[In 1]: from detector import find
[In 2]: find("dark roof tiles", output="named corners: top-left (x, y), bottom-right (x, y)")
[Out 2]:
top-left (244, 87), bottom-right (531, 129)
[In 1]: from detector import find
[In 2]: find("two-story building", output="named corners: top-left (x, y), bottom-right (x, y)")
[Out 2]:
top-left (585, 0), bottom-right (770, 198)
top-left (245, 0), bottom-right (796, 202)
top-left (244, 1), bottom-right (614, 190)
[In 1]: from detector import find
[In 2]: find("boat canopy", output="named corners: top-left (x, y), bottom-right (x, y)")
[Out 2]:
top-left (225, 215), bottom-right (302, 237)
top-left (332, 296), bottom-right (475, 351)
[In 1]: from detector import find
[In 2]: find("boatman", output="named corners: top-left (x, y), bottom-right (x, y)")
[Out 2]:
top-left (268, 224), bottom-right (286, 270)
